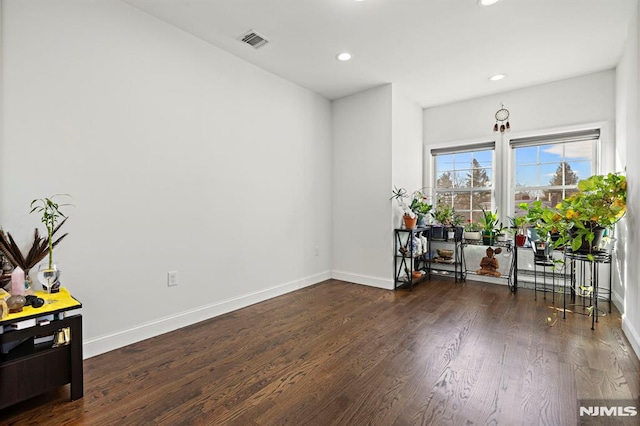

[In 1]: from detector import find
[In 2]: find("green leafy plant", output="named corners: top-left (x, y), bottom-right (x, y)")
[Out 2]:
top-left (432, 200), bottom-right (462, 227)
top-left (30, 194), bottom-right (72, 269)
top-left (478, 207), bottom-right (501, 234)
top-left (408, 190), bottom-right (433, 217)
top-left (464, 220), bottom-right (482, 232)
top-left (391, 187), bottom-right (434, 219)
top-left (510, 216), bottom-right (528, 236)
top-left (556, 173), bottom-right (626, 254)
top-left (390, 186), bottom-right (416, 218)
top-left (520, 173), bottom-right (626, 257)
top-left (519, 200), bottom-right (567, 245)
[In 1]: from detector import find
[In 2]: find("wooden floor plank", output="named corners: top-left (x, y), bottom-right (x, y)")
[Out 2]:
top-left (1, 279), bottom-right (638, 425)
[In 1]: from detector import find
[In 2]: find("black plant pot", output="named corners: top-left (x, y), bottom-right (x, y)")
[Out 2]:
top-left (533, 239), bottom-right (551, 260)
top-left (569, 226), bottom-right (606, 253)
top-left (431, 226), bottom-right (444, 240)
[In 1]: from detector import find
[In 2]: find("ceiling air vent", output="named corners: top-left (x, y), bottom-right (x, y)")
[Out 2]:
top-left (239, 30), bottom-right (269, 49)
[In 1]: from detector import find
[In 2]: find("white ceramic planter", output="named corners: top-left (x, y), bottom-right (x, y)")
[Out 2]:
top-left (464, 231), bottom-right (481, 241)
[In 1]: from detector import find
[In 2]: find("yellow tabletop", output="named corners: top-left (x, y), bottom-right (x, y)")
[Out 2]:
top-left (1, 287), bottom-right (81, 325)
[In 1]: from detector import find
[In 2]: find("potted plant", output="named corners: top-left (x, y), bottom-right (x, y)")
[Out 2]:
top-left (408, 190), bottom-right (433, 227)
top-left (30, 194), bottom-right (72, 293)
top-left (510, 215), bottom-right (528, 247)
top-left (519, 200), bottom-right (563, 258)
top-left (521, 173), bottom-right (626, 259)
top-left (449, 212), bottom-right (464, 241)
top-left (463, 221), bottom-right (482, 241)
top-left (431, 200), bottom-right (463, 240)
top-left (478, 207), bottom-right (500, 245)
top-left (0, 196), bottom-right (70, 293)
top-left (391, 186), bottom-right (417, 229)
top-left (555, 172), bottom-right (626, 256)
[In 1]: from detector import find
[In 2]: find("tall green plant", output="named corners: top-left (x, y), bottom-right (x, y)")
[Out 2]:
top-left (478, 207), bottom-right (501, 234)
top-left (30, 194), bottom-right (72, 269)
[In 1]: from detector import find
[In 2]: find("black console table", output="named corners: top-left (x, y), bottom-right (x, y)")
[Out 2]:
top-left (0, 288), bottom-right (83, 409)
top-left (393, 226), bottom-right (466, 290)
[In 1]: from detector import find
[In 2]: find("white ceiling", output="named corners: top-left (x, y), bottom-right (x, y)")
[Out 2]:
top-left (123, 0), bottom-right (637, 108)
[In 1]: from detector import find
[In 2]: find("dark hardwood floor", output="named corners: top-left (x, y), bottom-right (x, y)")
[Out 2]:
top-left (1, 279), bottom-right (638, 425)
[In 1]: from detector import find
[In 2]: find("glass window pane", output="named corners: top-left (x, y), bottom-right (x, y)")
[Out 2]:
top-left (436, 154), bottom-right (454, 173)
top-left (472, 190), bottom-right (492, 211)
top-left (541, 163), bottom-right (562, 186)
top-left (564, 141), bottom-right (593, 161)
top-left (515, 146), bottom-right (537, 165)
top-left (436, 191), bottom-right (454, 206)
top-left (515, 165), bottom-right (539, 187)
top-left (539, 144), bottom-right (563, 163)
top-left (455, 171), bottom-right (469, 188)
top-left (434, 146), bottom-right (494, 222)
top-left (436, 171), bottom-right (454, 189)
top-left (567, 160), bottom-right (593, 181)
top-left (455, 152), bottom-right (472, 166)
top-left (540, 189), bottom-right (564, 207)
top-left (472, 167), bottom-right (492, 187)
top-left (474, 150), bottom-right (493, 168)
top-left (511, 136), bottom-right (595, 214)
top-left (453, 192), bottom-right (470, 211)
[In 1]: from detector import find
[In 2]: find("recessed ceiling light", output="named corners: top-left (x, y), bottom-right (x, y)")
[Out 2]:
top-left (336, 52), bottom-right (352, 61)
top-left (478, 0), bottom-right (501, 6)
top-left (489, 73), bottom-right (507, 81)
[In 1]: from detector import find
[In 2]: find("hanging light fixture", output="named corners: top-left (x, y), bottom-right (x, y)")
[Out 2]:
top-left (493, 103), bottom-right (510, 133)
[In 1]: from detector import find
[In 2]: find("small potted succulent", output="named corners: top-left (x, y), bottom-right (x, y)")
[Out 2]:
top-left (464, 221), bottom-right (482, 241)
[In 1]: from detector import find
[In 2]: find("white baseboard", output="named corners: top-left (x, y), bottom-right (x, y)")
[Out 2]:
top-left (83, 270), bottom-right (331, 359)
top-left (612, 288), bottom-right (624, 313)
top-left (331, 270), bottom-right (394, 290)
top-left (622, 314), bottom-right (640, 361)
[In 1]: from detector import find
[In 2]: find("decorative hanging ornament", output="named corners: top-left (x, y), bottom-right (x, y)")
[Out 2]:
top-left (493, 103), bottom-right (510, 133)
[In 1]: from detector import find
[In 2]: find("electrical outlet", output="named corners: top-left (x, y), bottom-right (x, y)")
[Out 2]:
top-left (314, 246), bottom-right (319, 256)
top-left (167, 271), bottom-right (178, 287)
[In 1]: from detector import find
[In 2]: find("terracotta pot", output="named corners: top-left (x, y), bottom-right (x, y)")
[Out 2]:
top-left (403, 215), bottom-right (417, 230)
top-left (515, 234), bottom-right (527, 247)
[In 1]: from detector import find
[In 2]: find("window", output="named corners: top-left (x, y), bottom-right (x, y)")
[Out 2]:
top-left (510, 129), bottom-right (598, 215)
top-left (432, 142), bottom-right (494, 223)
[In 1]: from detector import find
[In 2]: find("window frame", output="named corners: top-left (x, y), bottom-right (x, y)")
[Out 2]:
top-left (426, 122), bottom-right (608, 227)
top-left (431, 142), bottom-right (496, 223)
top-left (507, 128), bottom-right (601, 217)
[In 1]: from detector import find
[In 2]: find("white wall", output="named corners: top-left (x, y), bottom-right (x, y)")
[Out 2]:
top-left (424, 70), bottom-right (616, 148)
top-left (616, 2), bottom-right (640, 359)
top-left (331, 85), bottom-right (393, 288)
top-left (423, 72), bottom-right (617, 197)
top-left (392, 89), bottom-right (424, 226)
top-left (0, 0), bottom-right (332, 357)
top-left (331, 85), bottom-right (423, 289)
